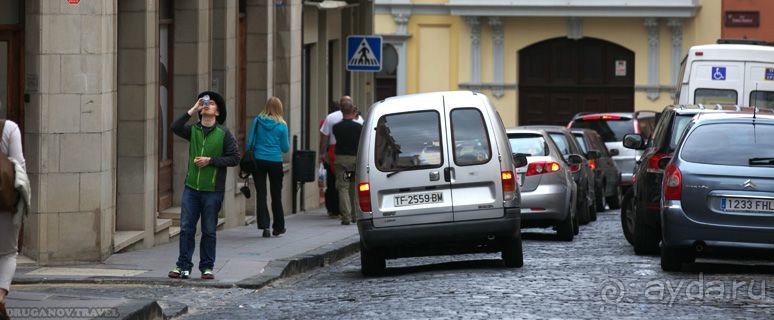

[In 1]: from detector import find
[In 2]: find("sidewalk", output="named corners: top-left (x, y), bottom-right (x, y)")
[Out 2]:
top-left (13, 208), bottom-right (360, 288)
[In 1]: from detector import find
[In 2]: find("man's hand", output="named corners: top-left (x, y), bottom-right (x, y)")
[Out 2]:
top-left (188, 99), bottom-right (205, 116)
top-left (194, 156), bottom-right (211, 167)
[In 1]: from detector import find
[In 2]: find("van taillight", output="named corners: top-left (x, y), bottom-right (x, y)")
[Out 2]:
top-left (663, 164), bottom-right (682, 201)
top-left (647, 153), bottom-right (671, 173)
top-left (502, 171), bottom-right (516, 192)
top-left (358, 182), bottom-right (372, 212)
top-left (526, 161), bottom-right (561, 176)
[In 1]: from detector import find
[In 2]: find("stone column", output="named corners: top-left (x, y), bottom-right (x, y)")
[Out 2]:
top-left (392, 12), bottom-right (409, 96)
top-left (23, 1), bottom-right (117, 263)
top-left (274, 0), bottom-right (302, 212)
top-left (172, 0), bottom-right (212, 205)
top-left (667, 18), bottom-right (683, 87)
top-left (115, 0), bottom-right (159, 247)
top-left (213, 0), bottom-right (244, 227)
top-left (464, 16), bottom-right (481, 84)
top-left (567, 17), bottom-right (583, 40)
top-left (644, 18), bottom-right (660, 101)
top-left (489, 17), bottom-right (504, 98)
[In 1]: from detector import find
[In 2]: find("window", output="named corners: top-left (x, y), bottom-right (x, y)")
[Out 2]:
top-left (681, 123), bottom-right (774, 166)
top-left (570, 118), bottom-right (635, 142)
top-left (451, 108), bottom-right (492, 166)
top-left (573, 134), bottom-right (588, 153)
top-left (694, 88), bottom-right (737, 105)
top-left (668, 115), bottom-right (693, 151)
top-left (750, 91), bottom-right (774, 108)
top-left (508, 134), bottom-right (548, 157)
top-left (549, 133), bottom-right (571, 156)
top-left (375, 111), bottom-right (443, 172)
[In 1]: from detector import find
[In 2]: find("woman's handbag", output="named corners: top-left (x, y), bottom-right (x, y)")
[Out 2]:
top-left (239, 118), bottom-right (260, 179)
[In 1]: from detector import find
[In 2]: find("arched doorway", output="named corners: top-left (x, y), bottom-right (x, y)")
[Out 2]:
top-left (518, 37), bottom-right (634, 126)
top-left (375, 43), bottom-right (398, 101)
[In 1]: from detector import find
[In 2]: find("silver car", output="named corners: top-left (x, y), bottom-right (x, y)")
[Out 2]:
top-left (508, 128), bottom-right (581, 241)
top-left (661, 112), bottom-right (774, 271)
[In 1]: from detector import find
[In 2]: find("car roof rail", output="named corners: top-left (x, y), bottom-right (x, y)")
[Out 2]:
top-left (715, 104), bottom-right (723, 110)
top-left (698, 104), bottom-right (704, 110)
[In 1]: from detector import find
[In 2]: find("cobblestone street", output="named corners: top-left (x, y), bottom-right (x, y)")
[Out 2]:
top-left (190, 209), bottom-right (774, 319)
top-left (14, 209), bottom-right (774, 319)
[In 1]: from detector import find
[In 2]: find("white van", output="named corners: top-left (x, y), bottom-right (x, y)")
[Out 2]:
top-left (355, 91), bottom-right (527, 276)
top-left (675, 43), bottom-right (774, 108)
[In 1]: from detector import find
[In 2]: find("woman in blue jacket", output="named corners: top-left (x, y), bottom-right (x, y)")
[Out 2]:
top-left (247, 97), bottom-right (290, 237)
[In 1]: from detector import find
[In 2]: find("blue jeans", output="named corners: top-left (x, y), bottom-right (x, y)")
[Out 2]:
top-left (176, 186), bottom-right (224, 272)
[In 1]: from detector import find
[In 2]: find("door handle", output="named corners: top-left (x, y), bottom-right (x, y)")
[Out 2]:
top-left (443, 167), bottom-right (454, 182)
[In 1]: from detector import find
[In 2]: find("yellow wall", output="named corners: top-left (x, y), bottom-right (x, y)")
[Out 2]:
top-left (376, 2), bottom-right (722, 126)
top-left (406, 15), bottom-right (460, 93)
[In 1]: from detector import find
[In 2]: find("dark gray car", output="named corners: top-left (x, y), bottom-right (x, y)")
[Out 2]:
top-left (571, 128), bottom-right (622, 212)
top-left (660, 112), bottom-right (774, 271)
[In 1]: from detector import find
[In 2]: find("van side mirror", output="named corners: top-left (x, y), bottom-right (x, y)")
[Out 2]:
top-left (623, 134), bottom-right (646, 150)
top-left (657, 156), bottom-right (672, 170)
top-left (512, 153), bottom-right (529, 168)
top-left (586, 150), bottom-right (601, 160)
top-left (609, 148), bottom-right (620, 156)
top-left (567, 154), bottom-right (584, 165)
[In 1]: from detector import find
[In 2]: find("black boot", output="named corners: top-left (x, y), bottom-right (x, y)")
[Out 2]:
top-left (262, 229), bottom-right (271, 238)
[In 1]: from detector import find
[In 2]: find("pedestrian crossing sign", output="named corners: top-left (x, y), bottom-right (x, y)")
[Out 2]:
top-left (347, 36), bottom-right (382, 72)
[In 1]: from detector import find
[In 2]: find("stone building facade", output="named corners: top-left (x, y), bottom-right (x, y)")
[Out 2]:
top-left (4, 0), bottom-right (372, 265)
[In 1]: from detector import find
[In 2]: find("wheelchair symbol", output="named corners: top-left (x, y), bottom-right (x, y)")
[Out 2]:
top-left (712, 67), bottom-right (726, 81)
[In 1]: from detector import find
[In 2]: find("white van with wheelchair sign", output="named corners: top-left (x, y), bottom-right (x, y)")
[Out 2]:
top-left (675, 42), bottom-right (774, 108)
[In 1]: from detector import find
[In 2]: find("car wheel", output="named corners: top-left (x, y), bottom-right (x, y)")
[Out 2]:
top-left (578, 197), bottom-right (591, 225)
top-left (557, 210), bottom-right (575, 241)
top-left (360, 243), bottom-right (386, 277)
top-left (633, 205), bottom-right (660, 255)
top-left (607, 186), bottom-right (622, 210)
top-left (502, 235), bottom-right (524, 268)
top-left (572, 203), bottom-right (579, 235)
top-left (595, 185), bottom-right (606, 212)
top-left (620, 189), bottom-right (635, 245)
top-left (660, 245), bottom-right (692, 272)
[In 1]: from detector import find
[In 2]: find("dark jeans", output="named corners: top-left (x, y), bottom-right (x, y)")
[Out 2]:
top-left (254, 159), bottom-right (285, 230)
top-left (323, 161), bottom-right (339, 214)
top-left (176, 186), bottom-right (224, 272)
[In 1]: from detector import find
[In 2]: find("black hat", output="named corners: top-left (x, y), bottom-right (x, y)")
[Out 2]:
top-left (197, 91), bottom-right (227, 125)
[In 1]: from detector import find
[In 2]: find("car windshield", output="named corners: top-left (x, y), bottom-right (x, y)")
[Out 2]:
top-left (549, 133), bottom-right (571, 156)
top-left (669, 115), bottom-right (694, 151)
top-left (681, 122), bottom-right (774, 166)
top-left (570, 118), bottom-right (634, 142)
top-left (573, 134), bottom-right (588, 153)
top-left (508, 134), bottom-right (548, 156)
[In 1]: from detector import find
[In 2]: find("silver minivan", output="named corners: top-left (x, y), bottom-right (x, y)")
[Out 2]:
top-left (355, 91), bottom-right (527, 276)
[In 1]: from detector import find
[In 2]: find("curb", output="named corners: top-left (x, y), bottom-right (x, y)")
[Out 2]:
top-left (235, 234), bottom-right (360, 289)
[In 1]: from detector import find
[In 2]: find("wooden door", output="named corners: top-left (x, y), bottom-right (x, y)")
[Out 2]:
top-left (0, 29), bottom-right (23, 130)
top-left (158, 16), bottom-right (174, 210)
top-left (518, 38), bottom-right (634, 126)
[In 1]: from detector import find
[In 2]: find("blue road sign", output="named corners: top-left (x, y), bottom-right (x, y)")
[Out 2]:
top-left (712, 67), bottom-right (726, 81)
top-left (347, 36), bottom-right (382, 72)
top-left (766, 67), bottom-right (774, 81)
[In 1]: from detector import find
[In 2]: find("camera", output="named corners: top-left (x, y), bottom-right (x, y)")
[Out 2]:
top-left (240, 184), bottom-right (251, 198)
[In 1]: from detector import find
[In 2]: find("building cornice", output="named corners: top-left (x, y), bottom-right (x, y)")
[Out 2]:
top-left (375, 1), bottom-right (700, 18)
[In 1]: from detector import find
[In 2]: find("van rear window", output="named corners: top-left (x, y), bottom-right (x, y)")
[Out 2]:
top-left (450, 108), bottom-right (492, 166)
top-left (570, 118), bottom-right (634, 142)
top-left (750, 91), bottom-right (774, 108)
top-left (695, 88), bottom-right (737, 105)
top-left (374, 111), bottom-right (443, 172)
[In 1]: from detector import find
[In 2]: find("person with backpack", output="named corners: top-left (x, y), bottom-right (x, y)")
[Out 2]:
top-left (168, 91), bottom-right (239, 280)
top-left (0, 118), bottom-right (29, 318)
top-left (247, 97), bottom-right (290, 238)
